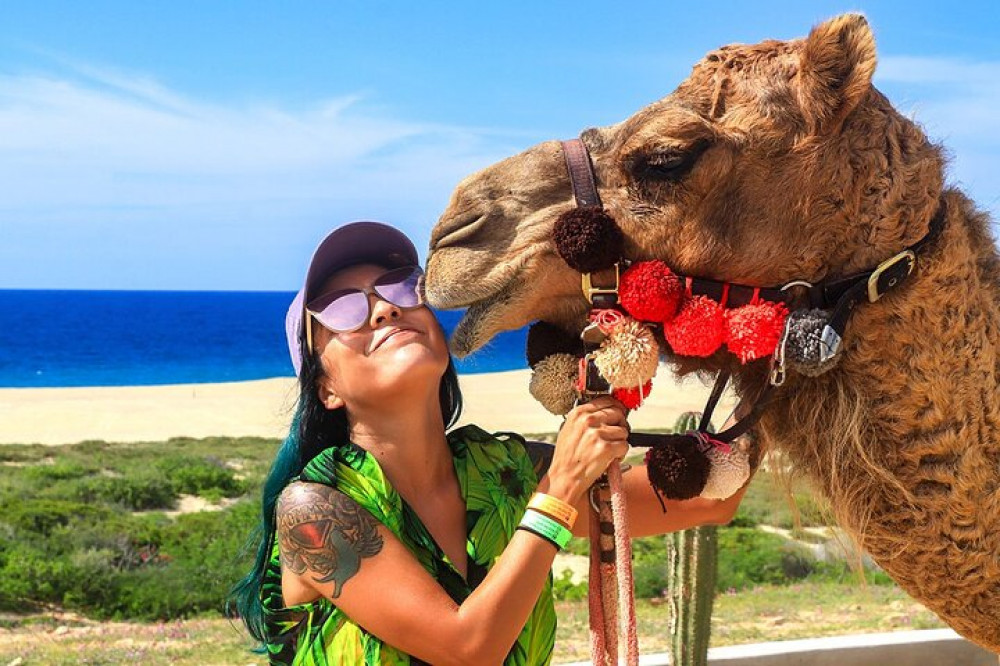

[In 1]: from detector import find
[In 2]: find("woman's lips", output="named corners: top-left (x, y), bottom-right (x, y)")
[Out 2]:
top-left (371, 327), bottom-right (420, 353)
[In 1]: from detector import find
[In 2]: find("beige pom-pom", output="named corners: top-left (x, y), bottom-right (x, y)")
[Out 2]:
top-left (593, 317), bottom-right (659, 389)
top-left (700, 444), bottom-right (751, 500)
top-left (529, 353), bottom-right (579, 415)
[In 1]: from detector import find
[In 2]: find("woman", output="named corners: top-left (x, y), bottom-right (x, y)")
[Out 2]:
top-left (231, 221), bottom-right (747, 665)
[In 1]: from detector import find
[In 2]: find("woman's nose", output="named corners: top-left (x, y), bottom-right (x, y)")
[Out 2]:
top-left (369, 293), bottom-right (402, 327)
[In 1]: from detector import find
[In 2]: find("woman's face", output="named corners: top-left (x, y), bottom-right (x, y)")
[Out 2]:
top-left (310, 263), bottom-right (450, 413)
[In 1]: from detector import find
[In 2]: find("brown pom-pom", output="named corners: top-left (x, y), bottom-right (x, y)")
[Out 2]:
top-left (553, 207), bottom-right (624, 273)
top-left (526, 321), bottom-right (583, 369)
top-left (644, 434), bottom-right (710, 500)
top-left (529, 353), bottom-right (579, 415)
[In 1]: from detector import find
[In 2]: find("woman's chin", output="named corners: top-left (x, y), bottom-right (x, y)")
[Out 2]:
top-left (377, 345), bottom-right (449, 383)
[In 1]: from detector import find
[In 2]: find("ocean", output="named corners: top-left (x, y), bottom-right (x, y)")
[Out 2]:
top-left (0, 290), bottom-right (528, 388)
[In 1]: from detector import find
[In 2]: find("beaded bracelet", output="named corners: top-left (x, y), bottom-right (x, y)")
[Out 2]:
top-left (527, 492), bottom-right (579, 529)
top-left (517, 508), bottom-right (573, 550)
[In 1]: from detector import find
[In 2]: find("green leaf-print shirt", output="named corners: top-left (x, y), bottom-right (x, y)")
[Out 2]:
top-left (261, 425), bottom-right (556, 665)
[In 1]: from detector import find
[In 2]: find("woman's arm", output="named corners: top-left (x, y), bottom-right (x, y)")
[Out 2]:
top-left (585, 461), bottom-right (748, 538)
top-left (524, 440), bottom-right (753, 539)
top-left (277, 482), bottom-right (559, 666)
top-left (278, 396), bottom-right (630, 666)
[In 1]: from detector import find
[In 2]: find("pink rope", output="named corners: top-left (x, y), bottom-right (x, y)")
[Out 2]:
top-left (587, 467), bottom-right (639, 666)
top-left (608, 462), bottom-right (639, 666)
top-left (588, 502), bottom-right (609, 666)
top-left (599, 558), bottom-right (619, 665)
top-left (588, 481), bottom-right (618, 666)
top-left (598, 481), bottom-right (619, 665)
top-left (589, 308), bottom-right (625, 334)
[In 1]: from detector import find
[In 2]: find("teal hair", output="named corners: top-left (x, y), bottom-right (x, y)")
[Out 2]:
top-left (229, 350), bottom-right (463, 643)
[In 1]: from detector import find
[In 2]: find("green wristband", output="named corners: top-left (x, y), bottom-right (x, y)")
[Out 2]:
top-left (519, 508), bottom-right (573, 550)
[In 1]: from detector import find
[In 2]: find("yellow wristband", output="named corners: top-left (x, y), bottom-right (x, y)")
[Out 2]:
top-left (527, 492), bottom-right (578, 530)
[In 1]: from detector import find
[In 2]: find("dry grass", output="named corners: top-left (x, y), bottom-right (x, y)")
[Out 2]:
top-left (0, 582), bottom-right (945, 666)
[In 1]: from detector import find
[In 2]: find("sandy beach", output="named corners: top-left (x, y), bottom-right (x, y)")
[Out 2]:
top-left (0, 367), bottom-right (733, 445)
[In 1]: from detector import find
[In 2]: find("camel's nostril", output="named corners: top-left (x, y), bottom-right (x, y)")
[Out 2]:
top-left (431, 212), bottom-right (488, 250)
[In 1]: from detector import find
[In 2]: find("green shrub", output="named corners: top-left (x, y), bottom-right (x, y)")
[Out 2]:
top-left (23, 460), bottom-right (94, 482)
top-left (0, 499), bottom-right (111, 536)
top-left (72, 476), bottom-right (176, 511)
top-left (0, 437), bottom-right (279, 620)
top-left (564, 536), bottom-right (589, 557)
top-left (716, 527), bottom-right (815, 591)
top-left (551, 569), bottom-right (587, 602)
top-left (633, 558), bottom-right (669, 598)
top-left (155, 455), bottom-right (246, 497)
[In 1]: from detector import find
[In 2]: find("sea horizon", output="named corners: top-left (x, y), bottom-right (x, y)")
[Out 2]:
top-left (0, 289), bottom-right (528, 388)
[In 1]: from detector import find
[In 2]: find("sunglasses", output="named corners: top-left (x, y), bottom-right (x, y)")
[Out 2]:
top-left (304, 265), bottom-right (425, 354)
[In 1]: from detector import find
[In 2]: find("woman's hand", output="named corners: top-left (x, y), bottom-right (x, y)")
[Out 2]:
top-left (545, 395), bottom-right (630, 505)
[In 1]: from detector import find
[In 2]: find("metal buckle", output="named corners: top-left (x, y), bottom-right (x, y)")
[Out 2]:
top-left (581, 263), bottom-right (620, 304)
top-left (867, 250), bottom-right (915, 303)
top-left (769, 321), bottom-right (790, 387)
top-left (781, 279), bottom-right (814, 292)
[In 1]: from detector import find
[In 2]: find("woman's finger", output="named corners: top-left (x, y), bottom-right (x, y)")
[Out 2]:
top-left (589, 404), bottom-right (628, 426)
top-left (595, 425), bottom-right (630, 442)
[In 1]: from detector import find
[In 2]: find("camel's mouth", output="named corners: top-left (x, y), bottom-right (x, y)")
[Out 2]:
top-left (448, 282), bottom-right (527, 357)
top-left (425, 247), bottom-right (537, 357)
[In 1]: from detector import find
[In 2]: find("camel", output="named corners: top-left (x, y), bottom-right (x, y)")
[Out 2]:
top-left (424, 13), bottom-right (1000, 652)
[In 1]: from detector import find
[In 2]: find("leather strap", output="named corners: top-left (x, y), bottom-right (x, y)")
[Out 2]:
top-left (675, 276), bottom-right (791, 307)
top-left (806, 201), bottom-right (947, 310)
top-left (628, 370), bottom-right (769, 449)
top-left (561, 139), bottom-right (603, 208)
top-left (809, 201), bottom-right (948, 361)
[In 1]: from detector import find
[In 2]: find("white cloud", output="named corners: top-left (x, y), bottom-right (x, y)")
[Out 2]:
top-left (0, 63), bottom-right (516, 210)
top-left (0, 61), bottom-right (529, 288)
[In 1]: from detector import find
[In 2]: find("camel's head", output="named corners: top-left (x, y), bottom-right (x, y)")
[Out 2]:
top-left (426, 14), bottom-right (942, 370)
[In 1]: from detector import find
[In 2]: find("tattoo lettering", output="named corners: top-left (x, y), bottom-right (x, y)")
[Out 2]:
top-left (277, 483), bottom-right (384, 598)
top-left (523, 440), bottom-right (555, 480)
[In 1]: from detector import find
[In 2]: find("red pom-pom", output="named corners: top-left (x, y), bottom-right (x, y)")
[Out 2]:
top-left (620, 261), bottom-right (683, 323)
top-left (725, 301), bottom-right (789, 363)
top-left (613, 381), bottom-right (652, 410)
top-left (663, 295), bottom-right (726, 357)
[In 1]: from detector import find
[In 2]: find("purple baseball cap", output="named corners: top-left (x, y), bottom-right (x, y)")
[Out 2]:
top-left (285, 221), bottom-right (419, 376)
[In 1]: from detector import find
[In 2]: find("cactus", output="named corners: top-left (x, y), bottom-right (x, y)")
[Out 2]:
top-left (666, 412), bottom-right (718, 666)
top-left (674, 411), bottom-right (702, 434)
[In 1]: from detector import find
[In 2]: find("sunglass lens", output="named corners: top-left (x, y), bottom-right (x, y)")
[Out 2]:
top-left (314, 291), bottom-right (369, 332)
top-left (375, 267), bottom-right (422, 308)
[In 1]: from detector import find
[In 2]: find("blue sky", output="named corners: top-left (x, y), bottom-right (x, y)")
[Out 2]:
top-left (2, 1), bottom-right (998, 290)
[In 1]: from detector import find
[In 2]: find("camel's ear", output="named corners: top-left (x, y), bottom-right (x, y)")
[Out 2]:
top-left (798, 13), bottom-right (876, 134)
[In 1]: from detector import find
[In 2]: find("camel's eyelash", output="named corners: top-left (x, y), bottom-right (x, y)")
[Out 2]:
top-left (629, 139), bottom-right (711, 183)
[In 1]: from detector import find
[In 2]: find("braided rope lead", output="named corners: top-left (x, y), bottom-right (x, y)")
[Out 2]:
top-left (588, 466), bottom-right (639, 666)
top-left (608, 462), bottom-right (639, 666)
top-left (588, 498), bottom-right (610, 665)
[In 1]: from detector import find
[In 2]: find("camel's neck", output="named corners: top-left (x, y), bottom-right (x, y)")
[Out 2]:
top-left (760, 189), bottom-right (1000, 538)
top-left (840, 190), bottom-right (999, 442)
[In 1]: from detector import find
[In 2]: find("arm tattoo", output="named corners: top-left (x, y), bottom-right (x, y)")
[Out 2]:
top-left (277, 483), bottom-right (384, 598)
top-left (523, 440), bottom-right (554, 481)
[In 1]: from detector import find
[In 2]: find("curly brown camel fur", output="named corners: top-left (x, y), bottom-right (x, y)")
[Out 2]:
top-left (424, 14), bottom-right (1000, 652)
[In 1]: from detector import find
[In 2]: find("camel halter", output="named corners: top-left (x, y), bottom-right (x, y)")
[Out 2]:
top-left (541, 137), bottom-right (946, 665)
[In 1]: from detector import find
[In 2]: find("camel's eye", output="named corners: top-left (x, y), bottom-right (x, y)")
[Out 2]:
top-left (631, 140), bottom-right (709, 183)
